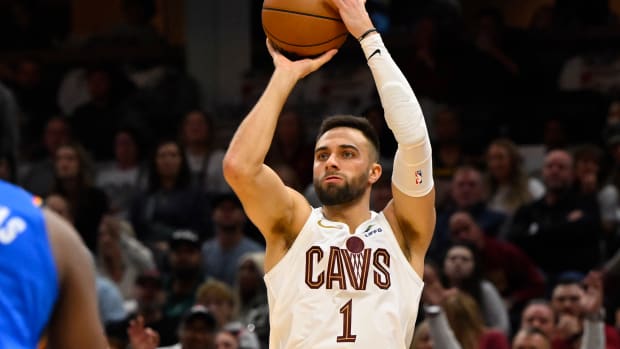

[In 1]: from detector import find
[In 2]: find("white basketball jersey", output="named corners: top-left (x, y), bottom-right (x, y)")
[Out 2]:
top-left (264, 208), bottom-right (424, 349)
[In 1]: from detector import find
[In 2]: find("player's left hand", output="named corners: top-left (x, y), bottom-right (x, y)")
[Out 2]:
top-left (331, 0), bottom-right (374, 39)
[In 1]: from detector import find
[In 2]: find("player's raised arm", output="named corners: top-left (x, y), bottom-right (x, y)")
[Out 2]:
top-left (334, 0), bottom-right (435, 274)
top-left (222, 41), bottom-right (336, 253)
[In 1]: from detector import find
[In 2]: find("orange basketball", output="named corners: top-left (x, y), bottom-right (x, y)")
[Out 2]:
top-left (262, 0), bottom-right (348, 58)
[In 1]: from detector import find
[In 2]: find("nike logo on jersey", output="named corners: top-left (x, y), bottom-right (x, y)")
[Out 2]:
top-left (0, 206), bottom-right (27, 245)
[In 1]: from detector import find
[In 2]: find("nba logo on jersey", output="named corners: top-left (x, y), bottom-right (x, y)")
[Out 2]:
top-left (415, 169), bottom-right (423, 184)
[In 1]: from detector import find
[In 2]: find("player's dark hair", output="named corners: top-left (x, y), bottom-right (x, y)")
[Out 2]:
top-left (316, 115), bottom-right (381, 162)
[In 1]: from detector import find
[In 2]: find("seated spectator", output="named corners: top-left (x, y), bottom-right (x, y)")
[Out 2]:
top-left (121, 270), bottom-right (179, 347)
top-left (129, 139), bottom-right (210, 256)
top-left (195, 279), bottom-right (260, 349)
top-left (235, 252), bottom-right (269, 348)
top-left (216, 328), bottom-right (241, 349)
top-left (96, 126), bottom-right (146, 219)
top-left (0, 151), bottom-right (16, 183)
top-left (410, 320), bottom-right (434, 349)
top-left (96, 215), bottom-right (155, 300)
top-left (425, 291), bottom-right (511, 349)
top-left (50, 142), bottom-right (110, 253)
top-left (202, 194), bottom-right (264, 287)
top-left (507, 149), bottom-right (603, 284)
top-left (448, 210), bottom-right (545, 327)
top-left (70, 65), bottom-right (133, 162)
top-left (572, 144), bottom-right (618, 257)
top-left (430, 165), bottom-right (507, 263)
top-left (440, 242), bottom-right (511, 334)
top-left (163, 230), bottom-right (205, 322)
top-left (265, 108), bottom-right (314, 188)
top-left (512, 328), bottom-right (551, 349)
top-left (19, 117), bottom-right (70, 196)
top-left (128, 304), bottom-right (218, 349)
top-left (550, 272), bottom-right (620, 349)
top-left (484, 138), bottom-right (544, 216)
top-left (178, 110), bottom-right (230, 195)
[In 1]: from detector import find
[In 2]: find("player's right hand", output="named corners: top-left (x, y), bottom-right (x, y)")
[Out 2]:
top-left (266, 39), bottom-right (337, 80)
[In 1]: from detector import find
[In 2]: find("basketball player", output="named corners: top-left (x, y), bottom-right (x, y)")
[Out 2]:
top-left (223, 0), bottom-right (435, 347)
top-left (0, 179), bottom-right (107, 348)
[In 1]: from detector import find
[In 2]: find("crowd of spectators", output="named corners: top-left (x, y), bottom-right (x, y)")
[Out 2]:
top-left (2, 0), bottom-right (620, 348)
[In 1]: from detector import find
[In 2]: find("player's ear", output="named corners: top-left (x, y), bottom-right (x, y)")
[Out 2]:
top-left (368, 163), bottom-right (382, 184)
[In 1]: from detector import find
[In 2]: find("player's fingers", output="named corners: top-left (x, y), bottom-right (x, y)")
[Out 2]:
top-left (313, 49), bottom-right (338, 68)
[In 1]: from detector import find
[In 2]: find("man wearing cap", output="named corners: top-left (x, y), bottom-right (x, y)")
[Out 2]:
top-left (129, 304), bottom-right (217, 349)
top-left (164, 230), bottom-right (205, 322)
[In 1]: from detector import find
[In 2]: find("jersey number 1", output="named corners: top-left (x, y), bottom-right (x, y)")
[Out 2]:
top-left (337, 299), bottom-right (357, 343)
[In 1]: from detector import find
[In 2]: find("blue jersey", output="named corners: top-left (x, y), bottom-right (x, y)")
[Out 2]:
top-left (0, 180), bottom-right (59, 348)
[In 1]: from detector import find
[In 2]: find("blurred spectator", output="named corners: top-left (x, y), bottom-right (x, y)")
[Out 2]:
top-left (163, 230), bottom-right (205, 322)
top-left (130, 139), bottom-right (210, 252)
top-left (265, 108), bottom-right (314, 188)
top-left (96, 126), bottom-right (146, 218)
top-left (507, 149), bottom-right (603, 283)
top-left (70, 65), bottom-right (134, 161)
top-left (448, 210), bottom-right (545, 326)
top-left (95, 0), bottom-right (166, 48)
top-left (19, 117), bottom-right (71, 196)
top-left (96, 215), bottom-right (155, 300)
top-left (235, 252), bottom-right (269, 348)
top-left (512, 327), bottom-right (552, 349)
top-left (371, 167), bottom-right (393, 211)
top-left (179, 110), bottom-right (230, 195)
top-left (410, 320), bottom-right (434, 349)
top-left (440, 242), bottom-right (511, 334)
top-left (484, 138), bottom-right (545, 216)
top-left (550, 272), bottom-right (619, 349)
top-left (43, 192), bottom-right (126, 327)
top-left (215, 328), bottom-right (240, 349)
top-left (529, 4), bottom-right (555, 33)
top-left (401, 14), bottom-right (459, 102)
top-left (362, 104), bottom-right (397, 161)
top-left (125, 270), bottom-right (179, 346)
top-left (128, 304), bottom-right (218, 349)
top-left (202, 194), bottom-right (264, 287)
top-left (51, 142), bottom-right (110, 253)
top-left (431, 107), bottom-right (468, 207)
top-left (97, 274), bottom-right (128, 325)
top-left (0, 151), bottom-right (17, 183)
top-left (439, 292), bottom-right (511, 349)
top-left (195, 279), bottom-right (260, 349)
top-left (3, 59), bottom-right (57, 145)
top-left (572, 144), bottom-right (618, 252)
top-left (430, 165), bottom-right (506, 263)
top-left (0, 81), bottom-right (19, 169)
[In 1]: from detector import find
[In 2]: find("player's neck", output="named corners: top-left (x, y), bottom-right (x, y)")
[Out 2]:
top-left (321, 201), bottom-right (372, 233)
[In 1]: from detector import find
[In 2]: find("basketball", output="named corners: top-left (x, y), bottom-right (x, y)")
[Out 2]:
top-left (262, 0), bottom-right (348, 58)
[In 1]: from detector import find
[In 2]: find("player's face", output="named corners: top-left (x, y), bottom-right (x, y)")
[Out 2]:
top-left (313, 127), bottom-right (375, 206)
top-left (521, 304), bottom-right (555, 338)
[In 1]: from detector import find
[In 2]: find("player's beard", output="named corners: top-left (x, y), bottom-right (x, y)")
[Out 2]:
top-left (314, 171), bottom-right (368, 206)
